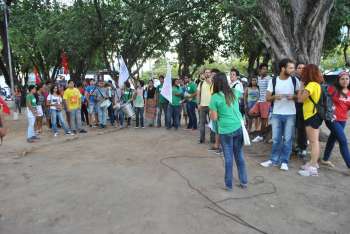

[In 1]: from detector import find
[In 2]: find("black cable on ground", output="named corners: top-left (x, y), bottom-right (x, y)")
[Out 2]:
top-left (160, 155), bottom-right (275, 234)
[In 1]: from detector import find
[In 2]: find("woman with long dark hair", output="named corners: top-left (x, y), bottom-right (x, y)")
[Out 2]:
top-left (321, 71), bottom-right (350, 168)
top-left (47, 85), bottom-right (73, 136)
top-left (244, 77), bottom-right (259, 132)
top-left (297, 64), bottom-right (324, 176)
top-left (209, 72), bottom-right (248, 191)
top-left (145, 80), bottom-right (157, 127)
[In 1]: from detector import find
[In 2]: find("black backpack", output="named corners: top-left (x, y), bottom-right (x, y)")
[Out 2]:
top-left (308, 84), bottom-right (334, 122)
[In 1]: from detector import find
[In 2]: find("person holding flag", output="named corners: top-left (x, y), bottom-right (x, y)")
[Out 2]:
top-left (166, 79), bottom-right (182, 130)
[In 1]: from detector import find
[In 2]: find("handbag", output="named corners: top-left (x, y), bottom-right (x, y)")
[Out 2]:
top-left (241, 120), bottom-right (250, 146)
top-left (97, 88), bottom-right (111, 108)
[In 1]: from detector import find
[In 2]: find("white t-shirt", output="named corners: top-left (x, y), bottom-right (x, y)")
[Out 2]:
top-left (47, 94), bottom-right (62, 110)
top-left (267, 76), bottom-right (300, 115)
top-left (230, 80), bottom-right (244, 95)
top-left (257, 76), bottom-right (271, 102)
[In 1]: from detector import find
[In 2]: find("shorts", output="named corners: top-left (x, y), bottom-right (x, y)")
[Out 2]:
top-left (249, 102), bottom-right (270, 119)
top-left (88, 104), bottom-right (97, 114)
top-left (247, 101), bottom-right (257, 111)
top-left (304, 114), bottom-right (323, 129)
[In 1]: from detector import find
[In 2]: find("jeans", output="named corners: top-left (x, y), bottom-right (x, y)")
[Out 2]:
top-left (270, 114), bottom-right (296, 164)
top-left (187, 101), bottom-right (197, 129)
top-left (324, 121), bottom-right (350, 168)
top-left (157, 102), bottom-right (168, 127)
top-left (108, 105), bottom-right (116, 125)
top-left (167, 105), bottom-right (180, 129)
top-left (199, 106), bottom-right (215, 143)
top-left (27, 115), bottom-right (36, 139)
top-left (51, 110), bottom-right (70, 134)
top-left (296, 103), bottom-right (307, 150)
top-left (97, 105), bottom-right (108, 126)
top-left (220, 128), bottom-right (248, 189)
top-left (116, 109), bottom-right (124, 126)
top-left (15, 97), bottom-right (21, 113)
top-left (135, 107), bottom-right (144, 127)
top-left (69, 109), bottom-right (82, 131)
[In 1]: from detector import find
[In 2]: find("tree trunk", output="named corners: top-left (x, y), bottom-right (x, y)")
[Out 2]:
top-left (344, 25), bottom-right (350, 67)
top-left (255, 0), bottom-right (335, 65)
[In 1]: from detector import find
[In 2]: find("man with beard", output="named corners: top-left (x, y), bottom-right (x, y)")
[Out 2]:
top-left (260, 59), bottom-right (300, 171)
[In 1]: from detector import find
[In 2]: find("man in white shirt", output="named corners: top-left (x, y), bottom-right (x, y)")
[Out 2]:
top-left (260, 59), bottom-right (299, 171)
top-left (230, 68), bottom-right (244, 116)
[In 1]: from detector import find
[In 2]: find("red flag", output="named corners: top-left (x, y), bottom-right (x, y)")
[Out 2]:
top-left (61, 51), bottom-right (69, 74)
top-left (0, 96), bottom-right (10, 115)
top-left (33, 67), bottom-right (41, 84)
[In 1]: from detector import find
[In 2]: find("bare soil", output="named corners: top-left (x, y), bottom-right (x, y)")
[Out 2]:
top-left (0, 113), bottom-right (349, 234)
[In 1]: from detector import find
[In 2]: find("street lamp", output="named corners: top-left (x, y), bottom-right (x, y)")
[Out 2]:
top-left (2, 0), bottom-right (14, 99)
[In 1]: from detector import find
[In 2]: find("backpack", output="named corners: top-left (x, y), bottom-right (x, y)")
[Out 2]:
top-left (271, 76), bottom-right (297, 110)
top-left (308, 84), bottom-right (334, 122)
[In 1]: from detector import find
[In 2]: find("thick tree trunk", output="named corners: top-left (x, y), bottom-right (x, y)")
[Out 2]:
top-left (256, 0), bottom-right (335, 65)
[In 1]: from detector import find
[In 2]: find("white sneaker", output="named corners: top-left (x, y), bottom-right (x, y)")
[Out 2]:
top-left (252, 136), bottom-right (263, 143)
top-left (260, 160), bottom-right (273, 168)
top-left (54, 132), bottom-right (59, 137)
top-left (298, 166), bottom-right (318, 176)
top-left (280, 163), bottom-right (289, 171)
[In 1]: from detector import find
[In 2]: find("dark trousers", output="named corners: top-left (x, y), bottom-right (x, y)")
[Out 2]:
top-left (166, 105), bottom-right (180, 129)
top-left (108, 105), bottom-right (116, 125)
top-left (187, 101), bottom-right (197, 129)
top-left (296, 103), bottom-right (307, 150)
top-left (157, 102), bottom-right (168, 127)
top-left (81, 104), bottom-right (89, 125)
top-left (199, 106), bottom-right (215, 143)
top-left (135, 107), bottom-right (144, 127)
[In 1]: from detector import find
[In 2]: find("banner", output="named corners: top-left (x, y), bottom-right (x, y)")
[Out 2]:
top-left (161, 61), bottom-right (172, 103)
top-left (33, 67), bottom-right (41, 84)
top-left (61, 51), bottom-right (69, 75)
top-left (118, 56), bottom-right (130, 88)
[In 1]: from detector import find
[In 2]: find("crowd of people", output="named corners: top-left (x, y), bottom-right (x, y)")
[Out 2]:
top-left (2, 58), bottom-right (348, 191)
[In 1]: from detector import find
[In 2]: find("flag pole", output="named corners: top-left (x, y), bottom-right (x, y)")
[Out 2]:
top-left (3, 1), bottom-right (14, 98)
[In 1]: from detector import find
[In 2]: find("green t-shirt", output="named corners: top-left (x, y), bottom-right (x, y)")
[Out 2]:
top-left (208, 90), bottom-right (242, 134)
top-left (26, 94), bottom-right (37, 107)
top-left (186, 82), bottom-right (197, 103)
top-left (156, 84), bottom-right (167, 104)
top-left (171, 86), bottom-right (182, 106)
top-left (122, 88), bottom-right (133, 103)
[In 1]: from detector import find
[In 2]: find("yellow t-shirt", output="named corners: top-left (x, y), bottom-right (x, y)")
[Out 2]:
top-left (198, 81), bottom-right (213, 106)
top-left (303, 82), bottom-right (321, 120)
top-left (63, 88), bottom-right (81, 110)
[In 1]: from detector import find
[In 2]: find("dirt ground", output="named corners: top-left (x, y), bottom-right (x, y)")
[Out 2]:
top-left (0, 113), bottom-right (350, 234)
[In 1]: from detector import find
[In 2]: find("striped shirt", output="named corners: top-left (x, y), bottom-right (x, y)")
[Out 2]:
top-left (257, 76), bottom-right (271, 102)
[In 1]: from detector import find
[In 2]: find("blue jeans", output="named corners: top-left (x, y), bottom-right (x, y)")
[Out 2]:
top-left (27, 115), bottom-right (36, 139)
top-left (135, 107), bottom-right (144, 127)
top-left (167, 105), bottom-right (180, 129)
top-left (187, 101), bottom-right (197, 129)
top-left (69, 109), bottom-right (82, 131)
top-left (220, 128), bottom-right (248, 189)
top-left (116, 109), bottom-right (125, 126)
top-left (270, 114), bottom-right (296, 164)
top-left (97, 105), bottom-right (107, 126)
top-left (324, 121), bottom-right (350, 168)
top-left (51, 110), bottom-right (70, 134)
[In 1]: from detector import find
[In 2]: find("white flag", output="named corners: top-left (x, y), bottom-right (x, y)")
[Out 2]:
top-left (161, 62), bottom-right (172, 103)
top-left (118, 56), bottom-right (130, 88)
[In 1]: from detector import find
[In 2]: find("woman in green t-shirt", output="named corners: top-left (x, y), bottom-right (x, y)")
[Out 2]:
top-left (209, 73), bottom-right (248, 191)
top-left (26, 85), bottom-right (39, 143)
